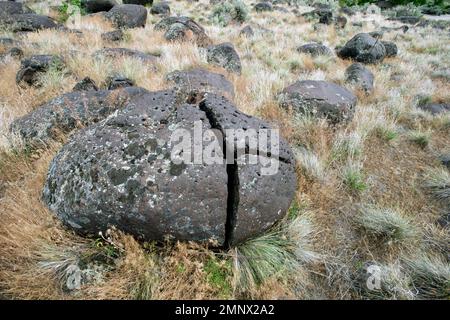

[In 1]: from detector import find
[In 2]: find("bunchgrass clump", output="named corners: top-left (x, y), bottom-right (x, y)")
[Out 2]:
top-left (404, 254), bottom-right (450, 299)
top-left (294, 147), bottom-right (326, 182)
top-left (204, 256), bottom-right (233, 298)
top-left (210, 0), bottom-right (249, 27)
top-left (355, 207), bottom-right (418, 243)
top-left (343, 164), bottom-right (367, 192)
top-left (423, 167), bottom-right (450, 202)
top-left (408, 130), bottom-right (431, 149)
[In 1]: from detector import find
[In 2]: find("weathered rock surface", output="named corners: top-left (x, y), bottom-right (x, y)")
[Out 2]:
top-left (345, 63), bottom-right (374, 93)
top-left (81, 0), bottom-right (118, 13)
top-left (297, 43), bottom-right (333, 57)
top-left (123, 0), bottom-right (153, 5)
top-left (337, 33), bottom-right (386, 64)
top-left (166, 68), bottom-right (234, 100)
top-left (417, 103), bottom-right (450, 115)
top-left (101, 30), bottom-right (125, 42)
top-left (10, 87), bottom-right (149, 147)
top-left (279, 80), bottom-right (357, 123)
top-left (105, 4), bottom-right (147, 29)
top-left (2, 14), bottom-right (58, 32)
top-left (0, 2), bottom-right (34, 16)
top-left (42, 90), bottom-right (296, 246)
top-left (155, 16), bottom-right (211, 47)
top-left (381, 40), bottom-right (398, 57)
top-left (254, 2), bottom-right (273, 12)
top-left (73, 77), bottom-right (99, 92)
top-left (239, 25), bottom-right (254, 37)
top-left (150, 2), bottom-right (170, 15)
top-left (206, 42), bottom-right (242, 75)
top-left (16, 55), bottom-right (64, 87)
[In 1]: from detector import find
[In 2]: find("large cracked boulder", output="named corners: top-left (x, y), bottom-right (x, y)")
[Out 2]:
top-left (10, 87), bottom-right (149, 147)
top-left (337, 33), bottom-right (386, 64)
top-left (81, 0), bottom-right (118, 13)
top-left (42, 90), bottom-right (296, 246)
top-left (166, 68), bottom-right (235, 100)
top-left (279, 80), bottom-right (357, 123)
top-left (16, 55), bottom-right (64, 87)
top-left (206, 43), bottom-right (242, 75)
top-left (155, 16), bottom-right (211, 47)
top-left (345, 63), bottom-right (374, 93)
top-left (105, 4), bottom-right (147, 29)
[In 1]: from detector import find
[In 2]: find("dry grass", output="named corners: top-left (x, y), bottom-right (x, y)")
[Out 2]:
top-left (0, 0), bottom-right (449, 300)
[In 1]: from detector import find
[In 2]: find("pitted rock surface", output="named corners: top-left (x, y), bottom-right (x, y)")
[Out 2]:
top-left (10, 87), bottom-right (149, 147)
top-left (166, 68), bottom-right (235, 100)
top-left (206, 42), bottom-right (242, 75)
top-left (337, 33), bottom-right (386, 64)
top-left (42, 91), bottom-right (297, 246)
top-left (105, 4), bottom-right (147, 29)
top-left (279, 80), bottom-right (357, 123)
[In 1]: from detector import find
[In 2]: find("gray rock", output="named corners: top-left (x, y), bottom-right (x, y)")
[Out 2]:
top-left (279, 80), bottom-right (357, 123)
top-left (345, 63), bottom-right (374, 93)
top-left (381, 41), bottom-right (398, 57)
top-left (239, 25), bottom-right (254, 38)
top-left (107, 74), bottom-right (135, 89)
top-left (166, 68), bottom-right (234, 100)
top-left (254, 2), bottom-right (273, 12)
top-left (81, 0), bottom-right (118, 13)
top-left (2, 14), bottom-right (58, 32)
top-left (337, 33), bottom-right (386, 64)
top-left (105, 4), bottom-right (147, 29)
top-left (0, 1), bottom-right (34, 16)
top-left (16, 55), bottom-right (64, 87)
top-left (155, 16), bottom-right (211, 47)
top-left (150, 2), bottom-right (170, 15)
top-left (388, 16), bottom-right (421, 24)
top-left (297, 43), bottom-right (333, 57)
top-left (335, 15), bottom-right (347, 28)
top-left (73, 77), bottom-right (99, 92)
top-left (164, 22), bottom-right (188, 42)
top-left (101, 30), bottom-right (125, 42)
top-left (94, 48), bottom-right (158, 64)
top-left (42, 91), bottom-right (296, 246)
top-left (10, 87), bottom-right (149, 147)
top-left (417, 103), bottom-right (450, 115)
top-left (368, 31), bottom-right (384, 39)
top-left (206, 42), bottom-right (242, 75)
top-left (0, 37), bottom-right (15, 46)
top-left (439, 153), bottom-right (450, 169)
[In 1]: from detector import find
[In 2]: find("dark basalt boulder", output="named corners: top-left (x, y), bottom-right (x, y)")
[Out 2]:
top-left (150, 2), bottom-right (170, 15)
top-left (166, 68), bottom-right (234, 100)
top-left (297, 43), bottom-right (333, 57)
top-left (155, 16), bottom-right (211, 47)
top-left (81, 0), bottom-right (118, 13)
top-left (0, 2), bottom-right (34, 16)
top-left (381, 41), bottom-right (398, 57)
top-left (254, 2), bottom-right (273, 12)
top-left (16, 55), bottom-right (64, 87)
top-left (239, 25), bottom-right (254, 38)
top-left (42, 91), bottom-right (296, 246)
top-left (94, 48), bottom-right (158, 64)
top-left (10, 87), bottom-right (149, 147)
top-left (3, 14), bottom-right (58, 32)
top-left (107, 74), bottom-right (135, 90)
top-left (279, 80), bottom-right (357, 123)
top-left (123, 0), bottom-right (153, 5)
top-left (206, 42), bottom-right (242, 75)
top-left (73, 77), bottom-right (99, 92)
top-left (417, 103), bottom-right (450, 115)
top-left (105, 4), bottom-right (147, 29)
top-left (101, 29), bottom-right (125, 42)
top-left (337, 33), bottom-right (386, 64)
top-left (345, 63), bottom-right (374, 93)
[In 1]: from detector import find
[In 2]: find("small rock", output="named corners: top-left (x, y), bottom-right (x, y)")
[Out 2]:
top-left (73, 77), bottom-right (99, 92)
top-left (297, 43), bottom-right (333, 57)
top-left (335, 15), bottom-right (347, 28)
top-left (345, 63), bottom-right (374, 93)
top-left (155, 16), bottom-right (211, 47)
top-left (106, 75), bottom-right (135, 90)
top-left (381, 41), bottom-right (398, 57)
top-left (254, 2), bottom-right (273, 12)
top-left (439, 153), bottom-right (450, 169)
top-left (16, 55), bottom-right (64, 87)
top-left (206, 42), bottom-right (242, 75)
top-left (240, 25), bottom-right (254, 38)
top-left (2, 14), bottom-right (58, 32)
top-left (417, 103), bottom-right (450, 115)
top-left (337, 33), bottom-right (386, 64)
top-left (81, 0), bottom-right (118, 13)
top-left (94, 48), bottom-right (158, 64)
top-left (279, 80), bottom-right (357, 123)
top-left (101, 30), bottom-right (125, 42)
